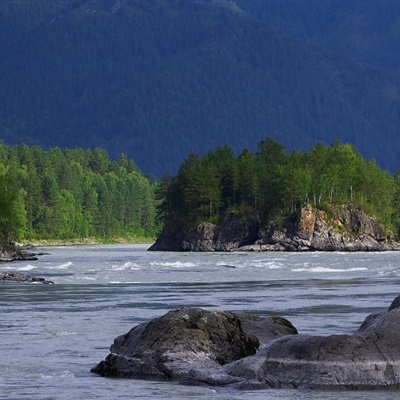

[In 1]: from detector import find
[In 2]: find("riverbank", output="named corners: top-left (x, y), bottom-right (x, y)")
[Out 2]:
top-left (18, 236), bottom-right (156, 247)
top-left (1, 236), bottom-right (155, 262)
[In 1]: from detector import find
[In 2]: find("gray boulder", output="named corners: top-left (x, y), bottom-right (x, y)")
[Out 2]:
top-left (91, 308), bottom-right (259, 380)
top-left (91, 308), bottom-right (295, 382)
top-left (92, 297), bottom-right (400, 390)
top-left (226, 296), bottom-right (400, 390)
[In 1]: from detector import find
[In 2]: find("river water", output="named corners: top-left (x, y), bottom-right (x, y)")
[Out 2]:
top-left (1, 244), bottom-right (400, 399)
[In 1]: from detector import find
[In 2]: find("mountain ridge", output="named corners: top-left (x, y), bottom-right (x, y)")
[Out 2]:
top-left (1, 0), bottom-right (400, 176)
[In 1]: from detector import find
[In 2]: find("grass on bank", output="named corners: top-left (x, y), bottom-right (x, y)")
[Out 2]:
top-left (18, 235), bottom-right (156, 247)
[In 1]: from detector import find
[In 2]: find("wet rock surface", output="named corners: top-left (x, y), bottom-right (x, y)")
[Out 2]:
top-left (91, 308), bottom-right (262, 380)
top-left (0, 272), bottom-right (54, 284)
top-left (92, 296), bottom-right (400, 390)
top-left (0, 244), bottom-right (40, 262)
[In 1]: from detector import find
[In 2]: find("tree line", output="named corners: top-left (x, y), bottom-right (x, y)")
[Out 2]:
top-left (2, 138), bottom-right (400, 247)
top-left (158, 138), bottom-right (399, 235)
top-left (0, 143), bottom-right (159, 245)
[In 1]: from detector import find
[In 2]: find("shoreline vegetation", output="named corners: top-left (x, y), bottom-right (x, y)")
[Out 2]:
top-left (2, 138), bottom-right (400, 255)
top-left (0, 142), bottom-right (160, 253)
top-left (1, 237), bottom-right (155, 263)
top-left (18, 237), bottom-right (156, 247)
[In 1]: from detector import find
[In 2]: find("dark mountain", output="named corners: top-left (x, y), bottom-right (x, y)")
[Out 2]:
top-left (1, 0), bottom-right (400, 176)
top-left (237, 0), bottom-right (400, 72)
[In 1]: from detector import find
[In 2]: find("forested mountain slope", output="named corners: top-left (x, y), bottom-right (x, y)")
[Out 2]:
top-left (237, 0), bottom-right (400, 72)
top-left (1, 0), bottom-right (400, 176)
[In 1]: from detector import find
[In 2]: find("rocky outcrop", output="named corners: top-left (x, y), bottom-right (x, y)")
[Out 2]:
top-left (254, 205), bottom-right (395, 252)
top-left (180, 213), bottom-right (260, 252)
top-left (149, 205), bottom-right (399, 252)
top-left (91, 308), bottom-right (296, 381)
top-left (92, 297), bottom-right (400, 390)
top-left (0, 243), bottom-right (39, 262)
top-left (0, 272), bottom-right (54, 284)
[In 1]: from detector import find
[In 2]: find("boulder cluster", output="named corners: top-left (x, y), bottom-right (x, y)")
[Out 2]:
top-left (92, 296), bottom-right (400, 390)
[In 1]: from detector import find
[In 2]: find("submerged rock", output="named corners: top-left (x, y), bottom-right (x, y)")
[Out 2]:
top-left (92, 296), bottom-right (400, 390)
top-left (0, 272), bottom-right (54, 284)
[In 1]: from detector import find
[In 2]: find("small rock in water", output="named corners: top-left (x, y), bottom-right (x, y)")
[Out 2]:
top-left (0, 272), bottom-right (54, 284)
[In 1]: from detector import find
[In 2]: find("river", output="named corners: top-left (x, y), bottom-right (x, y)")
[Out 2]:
top-left (1, 244), bottom-right (400, 399)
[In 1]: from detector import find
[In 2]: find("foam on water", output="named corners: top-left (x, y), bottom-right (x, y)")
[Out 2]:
top-left (252, 260), bottom-right (284, 269)
top-left (149, 261), bottom-right (197, 268)
top-left (111, 262), bottom-right (141, 270)
top-left (216, 260), bottom-right (284, 270)
top-left (292, 266), bottom-right (368, 273)
top-left (28, 370), bottom-right (75, 379)
top-left (48, 261), bottom-right (74, 270)
top-left (17, 265), bottom-right (36, 271)
top-left (378, 269), bottom-right (400, 277)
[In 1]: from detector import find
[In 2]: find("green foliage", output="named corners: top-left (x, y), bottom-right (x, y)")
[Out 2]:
top-left (159, 138), bottom-right (397, 235)
top-left (0, 162), bottom-right (21, 246)
top-left (0, 143), bottom-right (159, 244)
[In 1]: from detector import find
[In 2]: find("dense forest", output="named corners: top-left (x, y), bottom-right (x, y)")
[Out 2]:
top-left (1, 0), bottom-right (400, 176)
top-left (158, 139), bottom-right (400, 237)
top-left (2, 139), bottom-right (400, 249)
top-left (0, 142), bottom-right (159, 246)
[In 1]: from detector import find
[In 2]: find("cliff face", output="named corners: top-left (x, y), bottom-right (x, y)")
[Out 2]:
top-left (149, 206), bottom-right (399, 252)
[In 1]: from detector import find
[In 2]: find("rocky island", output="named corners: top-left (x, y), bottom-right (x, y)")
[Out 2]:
top-left (92, 295), bottom-right (400, 390)
top-left (149, 205), bottom-right (400, 252)
top-left (150, 140), bottom-right (400, 253)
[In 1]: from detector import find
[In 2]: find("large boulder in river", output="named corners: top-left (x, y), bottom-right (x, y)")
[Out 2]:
top-left (91, 308), bottom-right (295, 381)
top-left (93, 296), bottom-right (400, 390)
top-left (226, 299), bottom-right (400, 390)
